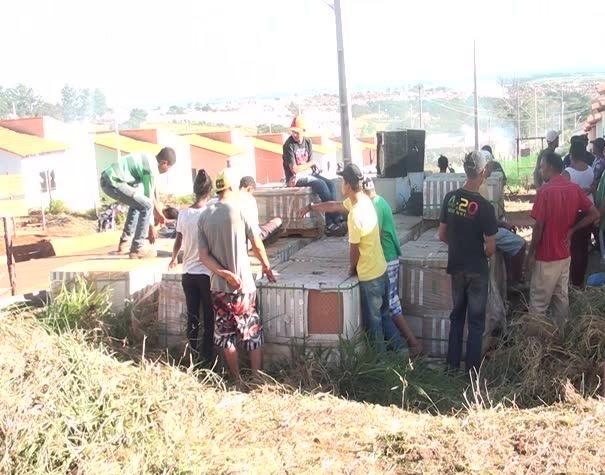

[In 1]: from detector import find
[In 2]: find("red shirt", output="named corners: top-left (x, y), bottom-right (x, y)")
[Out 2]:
top-left (531, 175), bottom-right (593, 262)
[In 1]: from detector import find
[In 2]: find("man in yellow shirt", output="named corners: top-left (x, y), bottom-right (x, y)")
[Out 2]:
top-left (340, 164), bottom-right (403, 352)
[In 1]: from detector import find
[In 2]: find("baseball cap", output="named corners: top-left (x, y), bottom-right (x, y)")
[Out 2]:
top-left (591, 137), bottom-right (605, 149)
top-left (545, 130), bottom-right (560, 143)
top-left (463, 151), bottom-right (487, 174)
top-left (480, 149), bottom-right (494, 162)
top-left (340, 163), bottom-right (363, 185)
top-left (290, 115), bottom-right (306, 132)
top-left (362, 175), bottom-right (375, 191)
top-left (215, 168), bottom-right (237, 192)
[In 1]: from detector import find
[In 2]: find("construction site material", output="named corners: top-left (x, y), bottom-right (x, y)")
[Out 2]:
top-left (157, 238), bottom-right (312, 350)
top-left (422, 173), bottom-right (505, 220)
top-left (257, 259), bottom-right (360, 357)
top-left (50, 256), bottom-right (169, 312)
top-left (255, 186), bottom-right (324, 236)
top-left (49, 231), bottom-right (122, 257)
top-left (399, 230), bottom-right (506, 357)
top-left (291, 214), bottom-right (423, 263)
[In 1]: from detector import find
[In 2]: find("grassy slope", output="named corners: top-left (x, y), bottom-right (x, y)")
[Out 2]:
top-left (2, 315), bottom-right (605, 474)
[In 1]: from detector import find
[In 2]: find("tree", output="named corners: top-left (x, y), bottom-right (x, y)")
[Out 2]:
top-left (0, 87), bottom-right (11, 117)
top-left (61, 84), bottom-right (80, 121)
top-left (286, 101), bottom-right (300, 117)
top-left (92, 89), bottom-right (109, 117)
top-left (77, 88), bottom-right (92, 120)
top-left (257, 124), bottom-right (288, 134)
top-left (124, 108), bottom-right (148, 128)
top-left (167, 105), bottom-right (185, 115)
top-left (7, 84), bottom-right (43, 117)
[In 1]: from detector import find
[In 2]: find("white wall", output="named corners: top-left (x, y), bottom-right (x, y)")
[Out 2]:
top-left (156, 131), bottom-right (193, 195)
top-left (0, 151), bottom-right (22, 175)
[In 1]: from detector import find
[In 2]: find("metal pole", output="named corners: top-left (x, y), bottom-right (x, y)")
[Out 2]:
top-left (334, 0), bottom-right (353, 165)
top-left (560, 86), bottom-right (565, 143)
top-left (3, 217), bottom-right (16, 296)
top-left (418, 85), bottom-right (423, 129)
top-left (473, 40), bottom-right (479, 151)
top-left (534, 87), bottom-right (538, 137)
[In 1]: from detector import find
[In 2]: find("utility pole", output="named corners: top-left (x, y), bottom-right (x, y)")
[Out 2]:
top-left (516, 81), bottom-right (521, 177)
top-left (473, 40), bottom-right (479, 151)
top-left (560, 86), bottom-right (565, 143)
top-left (534, 87), bottom-right (538, 137)
top-left (333, 0), bottom-right (353, 165)
top-left (418, 85), bottom-right (423, 129)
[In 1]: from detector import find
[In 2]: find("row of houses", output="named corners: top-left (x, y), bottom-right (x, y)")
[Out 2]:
top-left (583, 83), bottom-right (605, 139)
top-left (0, 116), bottom-right (377, 213)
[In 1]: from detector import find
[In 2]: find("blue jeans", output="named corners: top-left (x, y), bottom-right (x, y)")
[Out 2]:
top-left (359, 272), bottom-right (403, 353)
top-left (447, 271), bottom-right (488, 373)
top-left (296, 174), bottom-right (341, 226)
top-left (100, 175), bottom-right (152, 252)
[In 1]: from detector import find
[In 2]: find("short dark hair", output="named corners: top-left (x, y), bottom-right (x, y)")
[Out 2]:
top-left (239, 176), bottom-right (256, 189)
top-left (570, 141), bottom-right (585, 161)
top-left (193, 169), bottom-right (213, 198)
top-left (157, 147), bottom-right (176, 166)
top-left (542, 151), bottom-right (564, 173)
top-left (163, 206), bottom-right (179, 220)
top-left (341, 163), bottom-right (363, 190)
top-left (437, 155), bottom-right (448, 170)
top-left (481, 145), bottom-right (493, 155)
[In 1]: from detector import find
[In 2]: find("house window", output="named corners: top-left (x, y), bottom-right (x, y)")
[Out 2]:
top-left (40, 170), bottom-right (56, 193)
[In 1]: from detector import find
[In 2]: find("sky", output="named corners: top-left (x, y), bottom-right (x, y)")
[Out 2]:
top-left (4, 0), bottom-right (605, 108)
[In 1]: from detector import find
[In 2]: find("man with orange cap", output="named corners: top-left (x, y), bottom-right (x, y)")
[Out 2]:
top-left (282, 115), bottom-right (344, 235)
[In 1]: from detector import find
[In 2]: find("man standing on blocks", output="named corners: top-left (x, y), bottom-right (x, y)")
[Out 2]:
top-left (100, 147), bottom-right (176, 259)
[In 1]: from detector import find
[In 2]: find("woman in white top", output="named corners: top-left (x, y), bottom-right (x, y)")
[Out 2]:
top-left (563, 141), bottom-right (596, 286)
top-left (169, 170), bottom-right (214, 362)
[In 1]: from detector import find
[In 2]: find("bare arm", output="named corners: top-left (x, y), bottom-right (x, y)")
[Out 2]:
top-left (438, 223), bottom-right (448, 244)
top-left (250, 235), bottom-right (276, 282)
top-left (169, 232), bottom-right (183, 268)
top-left (528, 220), bottom-right (544, 257)
top-left (484, 234), bottom-right (496, 258)
top-left (199, 247), bottom-right (242, 290)
top-left (570, 206), bottom-right (600, 236)
top-left (349, 243), bottom-right (360, 276)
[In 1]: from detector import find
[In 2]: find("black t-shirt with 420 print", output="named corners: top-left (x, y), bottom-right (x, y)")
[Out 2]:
top-left (439, 188), bottom-right (498, 275)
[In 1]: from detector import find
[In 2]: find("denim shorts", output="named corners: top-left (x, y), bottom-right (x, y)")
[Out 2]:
top-left (495, 227), bottom-right (525, 257)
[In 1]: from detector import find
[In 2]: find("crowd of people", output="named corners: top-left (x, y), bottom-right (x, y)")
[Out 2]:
top-left (98, 117), bottom-right (605, 380)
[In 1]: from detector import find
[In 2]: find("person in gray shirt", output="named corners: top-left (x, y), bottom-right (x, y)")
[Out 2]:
top-left (198, 168), bottom-right (276, 382)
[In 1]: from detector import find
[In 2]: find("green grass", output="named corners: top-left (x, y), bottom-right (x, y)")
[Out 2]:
top-left (500, 155), bottom-right (537, 188)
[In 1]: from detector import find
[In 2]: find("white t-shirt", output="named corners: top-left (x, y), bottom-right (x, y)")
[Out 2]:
top-left (176, 207), bottom-right (210, 275)
top-left (239, 192), bottom-right (262, 235)
top-left (565, 166), bottom-right (594, 204)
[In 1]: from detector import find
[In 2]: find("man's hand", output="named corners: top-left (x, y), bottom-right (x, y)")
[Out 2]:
top-left (263, 266), bottom-right (277, 283)
top-left (168, 258), bottom-right (177, 270)
top-left (219, 270), bottom-right (242, 291)
top-left (148, 226), bottom-right (158, 244)
top-left (298, 204), bottom-right (312, 218)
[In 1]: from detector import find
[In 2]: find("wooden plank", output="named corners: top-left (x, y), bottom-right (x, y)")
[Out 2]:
top-left (0, 199), bottom-right (29, 218)
top-left (0, 175), bottom-right (24, 198)
top-left (3, 218), bottom-right (16, 296)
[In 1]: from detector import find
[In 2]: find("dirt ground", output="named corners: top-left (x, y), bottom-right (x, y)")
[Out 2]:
top-left (0, 213), bottom-right (97, 260)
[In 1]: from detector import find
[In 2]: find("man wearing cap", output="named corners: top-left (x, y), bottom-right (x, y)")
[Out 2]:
top-left (534, 131), bottom-right (559, 189)
top-left (439, 151), bottom-right (498, 374)
top-left (282, 115), bottom-right (344, 235)
top-left (197, 168), bottom-right (276, 382)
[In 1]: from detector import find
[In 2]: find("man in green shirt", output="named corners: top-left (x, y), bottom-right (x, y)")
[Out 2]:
top-left (100, 147), bottom-right (176, 258)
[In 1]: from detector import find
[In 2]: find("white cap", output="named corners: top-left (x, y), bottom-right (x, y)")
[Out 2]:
top-left (546, 130), bottom-right (560, 143)
top-left (480, 149), bottom-right (494, 162)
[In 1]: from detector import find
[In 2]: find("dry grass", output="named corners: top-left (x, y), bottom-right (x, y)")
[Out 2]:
top-left (2, 313), bottom-right (605, 473)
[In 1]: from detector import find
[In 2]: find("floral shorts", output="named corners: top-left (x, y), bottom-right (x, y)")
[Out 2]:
top-left (211, 291), bottom-right (264, 351)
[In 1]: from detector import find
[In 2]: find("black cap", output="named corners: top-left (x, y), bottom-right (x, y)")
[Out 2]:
top-left (340, 163), bottom-right (363, 185)
top-left (591, 137), bottom-right (605, 149)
